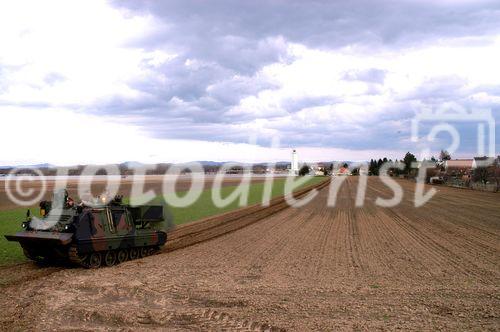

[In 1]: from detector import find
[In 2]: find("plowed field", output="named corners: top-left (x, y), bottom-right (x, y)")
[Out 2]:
top-left (0, 178), bottom-right (498, 331)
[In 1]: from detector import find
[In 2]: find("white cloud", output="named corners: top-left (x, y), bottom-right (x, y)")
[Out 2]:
top-left (0, 0), bottom-right (498, 165)
top-left (0, 0), bottom-right (165, 107)
top-left (222, 37), bottom-right (500, 148)
top-left (0, 106), bottom-right (407, 165)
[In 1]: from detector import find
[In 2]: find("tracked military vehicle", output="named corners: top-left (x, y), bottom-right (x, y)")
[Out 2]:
top-left (5, 190), bottom-right (168, 268)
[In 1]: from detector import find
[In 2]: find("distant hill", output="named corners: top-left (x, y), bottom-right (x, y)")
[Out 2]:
top-left (195, 161), bottom-right (226, 166)
top-left (119, 161), bottom-right (146, 168)
top-left (0, 163), bottom-right (55, 169)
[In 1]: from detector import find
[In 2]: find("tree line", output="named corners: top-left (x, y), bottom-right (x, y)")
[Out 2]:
top-left (368, 152), bottom-right (417, 176)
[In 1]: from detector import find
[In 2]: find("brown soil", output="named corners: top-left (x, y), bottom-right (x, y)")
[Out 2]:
top-left (0, 175), bottom-right (268, 210)
top-left (0, 178), bottom-right (498, 331)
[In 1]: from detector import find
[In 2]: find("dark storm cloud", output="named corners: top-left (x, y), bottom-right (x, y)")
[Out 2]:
top-left (114, 0), bottom-right (500, 50)
top-left (101, 0), bottom-right (500, 152)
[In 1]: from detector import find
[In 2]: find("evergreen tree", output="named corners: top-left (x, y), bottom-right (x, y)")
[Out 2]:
top-left (298, 164), bottom-right (311, 176)
top-left (403, 152), bottom-right (417, 175)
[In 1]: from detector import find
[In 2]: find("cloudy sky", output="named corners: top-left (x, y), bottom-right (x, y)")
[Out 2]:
top-left (0, 0), bottom-right (499, 166)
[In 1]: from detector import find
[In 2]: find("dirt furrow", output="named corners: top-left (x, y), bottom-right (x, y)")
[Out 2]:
top-left (0, 177), bottom-right (498, 331)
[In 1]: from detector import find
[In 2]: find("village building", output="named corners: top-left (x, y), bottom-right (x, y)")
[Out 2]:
top-left (444, 159), bottom-right (474, 176)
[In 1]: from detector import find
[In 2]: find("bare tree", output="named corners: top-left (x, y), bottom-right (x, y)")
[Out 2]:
top-left (472, 157), bottom-right (500, 191)
top-left (439, 150), bottom-right (451, 161)
top-left (473, 167), bottom-right (489, 186)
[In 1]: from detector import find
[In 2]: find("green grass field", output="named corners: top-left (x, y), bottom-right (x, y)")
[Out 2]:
top-left (0, 176), bottom-right (326, 266)
top-left (0, 208), bottom-right (36, 265)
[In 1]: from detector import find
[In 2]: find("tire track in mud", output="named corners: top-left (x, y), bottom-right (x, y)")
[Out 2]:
top-left (197, 308), bottom-right (286, 331)
top-left (134, 308), bottom-right (286, 331)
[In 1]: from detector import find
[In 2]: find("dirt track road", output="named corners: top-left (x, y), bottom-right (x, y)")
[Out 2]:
top-left (0, 178), bottom-right (499, 331)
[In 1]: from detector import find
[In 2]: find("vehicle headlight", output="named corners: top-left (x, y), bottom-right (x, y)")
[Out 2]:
top-left (22, 222), bottom-right (27, 228)
top-left (64, 225), bottom-right (70, 230)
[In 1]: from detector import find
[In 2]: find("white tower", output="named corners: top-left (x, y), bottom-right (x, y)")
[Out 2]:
top-left (291, 149), bottom-right (299, 175)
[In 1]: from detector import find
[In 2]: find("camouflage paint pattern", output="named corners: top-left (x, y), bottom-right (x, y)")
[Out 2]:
top-left (75, 206), bottom-right (166, 254)
top-left (5, 202), bottom-right (168, 263)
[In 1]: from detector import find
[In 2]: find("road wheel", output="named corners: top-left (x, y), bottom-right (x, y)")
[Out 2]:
top-left (104, 251), bottom-right (117, 267)
top-left (129, 248), bottom-right (139, 260)
top-left (76, 253), bottom-right (89, 268)
top-left (117, 249), bottom-right (128, 263)
top-left (140, 247), bottom-right (149, 257)
top-left (88, 252), bottom-right (102, 268)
